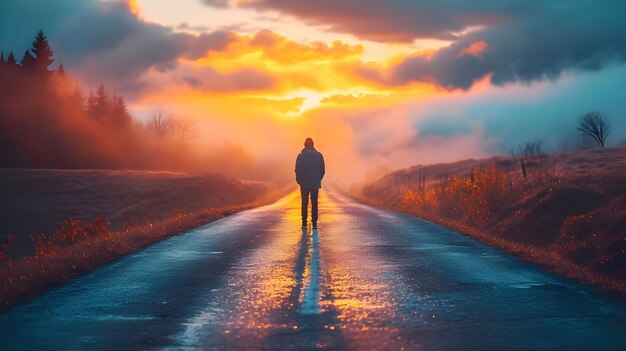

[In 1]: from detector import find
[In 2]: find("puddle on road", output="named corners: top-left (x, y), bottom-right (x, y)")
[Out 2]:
top-left (174, 192), bottom-right (341, 349)
top-left (300, 228), bottom-right (321, 315)
top-left (318, 192), bottom-right (427, 350)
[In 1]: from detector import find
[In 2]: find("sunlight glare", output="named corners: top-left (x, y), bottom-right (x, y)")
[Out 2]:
top-left (296, 91), bottom-right (324, 115)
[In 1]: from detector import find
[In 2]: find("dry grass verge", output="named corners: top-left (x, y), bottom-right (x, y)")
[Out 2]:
top-left (0, 191), bottom-right (285, 310)
top-left (359, 147), bottom-right (626, 296)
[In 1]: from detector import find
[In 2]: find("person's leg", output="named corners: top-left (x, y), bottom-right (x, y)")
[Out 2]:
top-left (311, 188), bottom-right (319, 227)
top-left (300, 187), bottom-right (309, 227)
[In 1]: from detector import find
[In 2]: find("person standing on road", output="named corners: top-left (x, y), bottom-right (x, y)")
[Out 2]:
top-left (295, 138), bottom-right (325, 229)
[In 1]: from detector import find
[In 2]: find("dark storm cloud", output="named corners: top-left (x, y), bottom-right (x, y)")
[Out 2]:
top-left (203, 0), bottom-right (536, 42)
top-left (182, 31), bottom-right (235, 59)
top-left (204, 0), bottom-right (626, 89)
top-left (386, 42), bottom-right (491, 89)
top-left (0, 0), bottom-right (236, 94)
top-left (385, 1), bottom-right (626, 89)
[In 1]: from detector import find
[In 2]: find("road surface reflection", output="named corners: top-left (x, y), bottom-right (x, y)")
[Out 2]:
top-left (1, 190), bottom-right (625, 350)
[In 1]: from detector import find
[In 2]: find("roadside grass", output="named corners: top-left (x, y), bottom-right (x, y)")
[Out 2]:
top-left (360, 147), bottom-right (626, 295)
top-left (0, 191), bottom-right (285, 310)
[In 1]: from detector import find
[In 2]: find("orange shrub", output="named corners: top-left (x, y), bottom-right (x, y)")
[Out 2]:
top-left (403, 166), bottom-right (518, 227)
top-left (30, 216), bottom-right (111, 255)
top-left (402, 189), bottom-right (426, 210)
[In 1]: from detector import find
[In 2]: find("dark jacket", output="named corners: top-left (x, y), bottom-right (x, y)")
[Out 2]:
top-left (295, 147), bottom-right (325, 189)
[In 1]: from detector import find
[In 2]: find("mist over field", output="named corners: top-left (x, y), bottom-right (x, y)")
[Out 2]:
top-left (2, 2), bottom-right (626, 348)
top-left (1, 0), bottom-right (626, 188)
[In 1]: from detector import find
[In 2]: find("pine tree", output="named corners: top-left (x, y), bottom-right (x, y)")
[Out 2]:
top-left (30, 30), bottom-right (54, 70)
top-left (57, 63), bottom-right (65, 75)
top-left (110, 95), bottom-right (132, 128)
top-left (21, 50), bottom-right (36, 68)
top-left (6, 51), bottom-right (16, 66)
top-left (86, 83), bottom-right (111, 121)
top-left (96, 83), bottom-right (108, 103)
top-left (85, 91), bottom-right (97, 116)
top-left (69, 85), bottom-right (84, 112)
top-left (0, 52), bottom-right (4, 64)
top-left (94, 83), bottom-right (109, 117)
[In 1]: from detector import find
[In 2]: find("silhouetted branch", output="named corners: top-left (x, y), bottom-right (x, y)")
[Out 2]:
top-left (577, 112), bottom-right (610, 148)
top-left (172, 115), bottom-right (197, 143)
top-left (149, 110), bottom-right (173, 138)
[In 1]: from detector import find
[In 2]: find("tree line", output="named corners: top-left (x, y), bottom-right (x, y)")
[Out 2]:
top-left (0, 31), bottom-right (196, 170)
top-left (1, 31), bottom-right (134, 131)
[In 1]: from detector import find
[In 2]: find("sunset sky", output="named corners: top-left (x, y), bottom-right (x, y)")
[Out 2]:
top-left (2, 0), bottom-right (626, 184)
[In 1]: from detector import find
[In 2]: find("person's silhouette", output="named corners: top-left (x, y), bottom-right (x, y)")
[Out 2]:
top-left (295, 138), bottom-right (325, 229)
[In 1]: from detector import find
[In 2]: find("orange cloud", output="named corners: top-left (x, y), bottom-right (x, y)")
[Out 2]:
top-left (150, 29), bottom-right (441, 114)
top-left (249, 30), bottom-right (363, 64)
top-left (458, 41), bottom-right (488, 57)
top-left (124, 0), bottom-right (141, 15)
top-left (130, 27), bottom-right (446, 122)
top-left (189, 30), bottom-right (363, 70)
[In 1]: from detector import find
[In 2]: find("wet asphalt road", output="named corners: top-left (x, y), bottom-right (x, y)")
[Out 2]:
top-left (1, 190), bottom-right (625, 350)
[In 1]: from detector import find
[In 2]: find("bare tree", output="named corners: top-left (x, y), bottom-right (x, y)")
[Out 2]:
top-left (171, 115), bottom-right (197, 143)
top-left (511, 140), bottom-right (545, 180)
top-left (149, 110), bottom-right (173, 137)
top-left (514, 140), bottom-right (544, 159)
top-left (577, 112), bottom-right (611, 148)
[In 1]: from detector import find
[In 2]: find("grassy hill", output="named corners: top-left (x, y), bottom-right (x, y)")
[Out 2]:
top-left (0, 168), bottom-right (283, 309)
top-left (360, 146), bottom-right (626, 294)
top-left (0, 168), bottom-right (275, 258)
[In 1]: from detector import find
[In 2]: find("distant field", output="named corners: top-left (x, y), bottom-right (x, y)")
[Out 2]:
top-left (0, 169), bottom-right (275, 258)
top-left (361, 146), bottom-right (626, 294)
